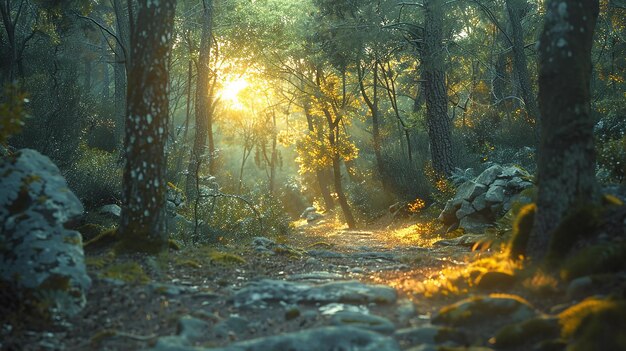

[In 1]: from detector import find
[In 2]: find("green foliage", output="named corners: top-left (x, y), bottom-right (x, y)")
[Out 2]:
top-left (65, 142), bottom-right (121, 209)
top-left (0, 85), bottom-right (28, 146)
top-left (183, 183), bottom-right (292, 244)
top-left (345, 179), bottom-right (392, 221)
top-left (508, 203), bottom-right (536, 259)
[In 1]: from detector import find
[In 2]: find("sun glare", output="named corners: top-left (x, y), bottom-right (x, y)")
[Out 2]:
top-left (220, 78), bottom-right (248, 109)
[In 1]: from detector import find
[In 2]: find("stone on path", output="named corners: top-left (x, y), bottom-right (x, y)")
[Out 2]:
top-left (432, 294), bottom-right (539, 327)
top-left (233, 279), bottom-right (397, 308)
top-left (153, 326), bottom-right (400, 351)
top-left (330, 311), bottom-right (395, 334)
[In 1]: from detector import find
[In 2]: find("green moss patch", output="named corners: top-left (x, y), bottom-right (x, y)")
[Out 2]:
top-left (101, 261), bottom-right (149, 284)
top-left (208, 251), bottom-right (246, 265)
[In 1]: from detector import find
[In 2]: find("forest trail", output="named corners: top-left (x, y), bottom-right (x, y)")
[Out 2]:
top-left (47, 217), bottom-right (478, 351)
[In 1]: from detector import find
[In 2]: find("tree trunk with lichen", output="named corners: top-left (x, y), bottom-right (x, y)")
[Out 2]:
top-left (119, 0), bottom-right (177, 254)
top-left (529, 0), bottom-right (600, 260)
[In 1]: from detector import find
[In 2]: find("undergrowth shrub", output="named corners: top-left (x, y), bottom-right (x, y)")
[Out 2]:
top-left (65, 142), bottom-right (121, 209)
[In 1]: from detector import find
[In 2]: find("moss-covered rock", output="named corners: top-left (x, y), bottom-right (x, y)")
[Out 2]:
top-left (432, 294), bottom-right (539, 327)
top-left (558, 297), bottom-right (626, 350)
top-left (492, 317), bottom-right (560, 349)
top-left (508, 203), bottom-right (535, 259)
top-left (208, 250), bottom-right (246, 265)
top-left (545, 206), bottom-right (602, 265)
top-left (559, 243), bottom-right (626, 281)
top-left (0, 149), bottom-right (91, 318)
top-left (476, 271), bottom-right (517, 291)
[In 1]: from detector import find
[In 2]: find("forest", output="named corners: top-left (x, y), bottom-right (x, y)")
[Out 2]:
top-left (1, 0), bottom-right (625, 350)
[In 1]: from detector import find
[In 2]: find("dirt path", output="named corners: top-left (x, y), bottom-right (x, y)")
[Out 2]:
top-left (7, 217), bottom-right (479, 351)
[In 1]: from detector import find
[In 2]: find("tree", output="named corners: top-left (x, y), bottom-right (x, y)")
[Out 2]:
top-left (529, 0), bottom-right (600, 260)
top-left (421, 0), bottom-right (454, 176)
top-left (118, 0), bottom-right (177, 253)
top-left (185, 0), bottom-right (213, 200)
top-left (505, 0), bottom-right (540, 137)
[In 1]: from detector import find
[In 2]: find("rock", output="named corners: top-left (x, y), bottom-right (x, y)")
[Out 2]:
top-left (307, 249), bottom-right (346, 258)
top-left (507, 177), bottom-right (533, 190)
top-left (177, 315), bottom-right (210, 342)
top-left (306, 212), bottom-right (323, 222)
top-left (491, 317), bottom-right (560, 349)
top-left (350, 251), bottom-right (399, 261)
top-left (472, 193), bottom-right (488, 212)
top-left (475, 165), bottom-right (503, 185)
top-left (476, 271), bottom-right (517, 291)
top-left (499, 165), bottom-right (530, 179)
top-left (288, 272), bottom-right (344, 281)
top-left (455, 200), bottom-right (476, 219)
top-left (251, 236), bottom-right (275, 252)
top-left (485, 186), bottom-right (505, 203)
top-left (405, 345), bottom-right (438, 351)
top-left (0, 149), bottom-right (91, 317)
top-left (180, 326), bottom-right (400, 351)
top-left (435, 234), bottom-right (487, 247)
top-left (304, 281), bottom-right (397, 304)
top-left (97, 204), bottom-right (121, 218)
top-left (459, 216), bottom-right (489, 233)
top-left (432, 294), bottom-right (538, 327)
top-left (395, 299), bottom-right (416, 324)
top-left (331, 311), bottom-right (395, 334)
top-left (454, 181), bottom-right (487, 203)
top-left (214, 316), bottom-right (250, 338)
top-left (233, 279), bottom-right (397, 307)
top-left (438, 200), bottom-right (460, 225)
top-left (394, 325), bottom-right (466, 347)
top-left (300, 206), bottom-right (317, 218)
top-left (438, 163), bottom-right (535, 231)
top-left (566, 276), bottom-right (594, 301)
top-left (233, 279), bottom-right (308, 307)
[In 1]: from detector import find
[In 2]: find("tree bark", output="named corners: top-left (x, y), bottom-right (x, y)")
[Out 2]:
top-left (530, 0), bottom-right (600, 260)
top-left (421, 0), bottom-right (454, 176)
top-left (186, 0), bottom-right (213, 200)
top-left (505, 0), bottom-right (540, 135)
top-left (119, 0), bottom-right (177, 253)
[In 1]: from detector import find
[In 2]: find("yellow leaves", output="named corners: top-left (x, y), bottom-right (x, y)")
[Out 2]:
top-left (408, 198), bottom-right (426, 213)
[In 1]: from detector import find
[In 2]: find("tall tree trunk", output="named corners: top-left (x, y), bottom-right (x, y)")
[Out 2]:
top-left (357, 61), bottom-right (389, 191)
top-left (506, 0), bottom-right (540, 136)
top-left (119, 0), bottom-right (177, 254)
top-left (101, 37), bottom-right (110, 102)
top-left (529, 0), bottom-right (600, 260)
top-left (113, 0), bottom-right (130, 148)
top-left (421, 0), bottom-right (454, 176)
top-left (186, 0), bottom-right (213, 199)
top-left (333, 154), bottom-right (356, 229)
top-left (304, 106), bottom-right (335, 210)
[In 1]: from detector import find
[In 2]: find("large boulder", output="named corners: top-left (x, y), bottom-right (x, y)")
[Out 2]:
top-left (438, 164), bottom-right (534, 233)
top-left (0, 149), bottom-right (91, 317)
